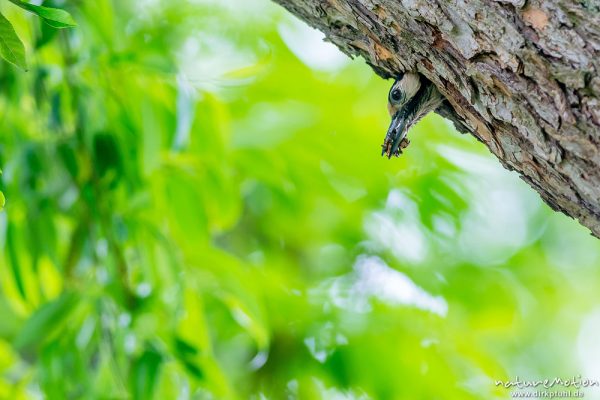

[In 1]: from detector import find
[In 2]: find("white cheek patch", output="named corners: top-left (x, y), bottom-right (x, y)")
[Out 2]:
top-left (398, 73), bottom-right (421, 103)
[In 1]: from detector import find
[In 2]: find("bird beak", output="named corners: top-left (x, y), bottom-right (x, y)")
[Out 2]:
top-left (382, 111), bottom-right (408, 158)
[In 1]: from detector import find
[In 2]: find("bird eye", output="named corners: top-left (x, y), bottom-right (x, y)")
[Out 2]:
top-left (390, 89), bottom-right (402, 102)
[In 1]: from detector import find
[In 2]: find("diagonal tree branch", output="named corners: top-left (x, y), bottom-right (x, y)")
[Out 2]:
top-left (273, 0), bottom-right (600, 237)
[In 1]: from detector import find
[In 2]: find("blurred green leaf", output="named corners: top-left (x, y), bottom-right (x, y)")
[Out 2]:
top-left (131, 344), bottom-right (163, 400)
top-left (6, 223), bottom-right (26, 299)
top-left (0, 298), bottom-right (23, 339)
top-left (93, 132), bottom-right (123, 187)
top-left (14, 292), bottom-right (78, 351)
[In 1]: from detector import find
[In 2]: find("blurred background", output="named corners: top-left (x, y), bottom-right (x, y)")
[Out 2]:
top-left (1, 0), bottom-right (600, 399)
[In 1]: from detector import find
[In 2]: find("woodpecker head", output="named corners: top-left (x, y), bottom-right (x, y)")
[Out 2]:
top-left (382, 72), bottom-right (443, 158)
top-left (387, 72), bottom-right (421, 117)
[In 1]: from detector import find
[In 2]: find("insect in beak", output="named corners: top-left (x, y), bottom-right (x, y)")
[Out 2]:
top-left (382, 110), bottom-right (410, 158)
top-left (381, 73), bottom-right (443, 158)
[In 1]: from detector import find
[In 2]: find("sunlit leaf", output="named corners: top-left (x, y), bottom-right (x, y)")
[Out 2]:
top-left (222, 53), bottom-right (271, 81)
top-left (6, 223), bottom-right (26, 299)
top-left (0, 12), bottom-right (26, 70)
top-left (8, 0), bottom-right (76, 28)
top-left (0, 298), bottom-right (23, 339)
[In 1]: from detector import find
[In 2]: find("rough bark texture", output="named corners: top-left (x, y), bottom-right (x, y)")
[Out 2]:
top-left (273, 0), bottom-right (600, 236)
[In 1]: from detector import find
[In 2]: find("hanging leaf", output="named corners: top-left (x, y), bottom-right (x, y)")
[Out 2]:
top-left (6, 223), bottom-right (26, 299)
top-left (131, 344), bottom-right (163, 400)
top-left (14, 291), bottom-right (79, 351)
top-left (8, 0), bottom-right (76, 28)
top-left (0, 12), bottom-right (27, 70)
top-left (0, 167), bottom-right (5, 209)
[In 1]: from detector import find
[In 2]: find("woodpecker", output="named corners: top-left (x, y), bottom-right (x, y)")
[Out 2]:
top-left (382, 72), bottom-right (444, 158)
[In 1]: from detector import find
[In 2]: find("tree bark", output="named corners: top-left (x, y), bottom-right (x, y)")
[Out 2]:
top-left (273, 0), bottom-right (600, 237)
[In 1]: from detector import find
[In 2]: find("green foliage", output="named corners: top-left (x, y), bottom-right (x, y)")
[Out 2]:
top-left (8, 0), bottom-right (76, 29)
top-left (0, 11), bottom-right (26, 69)
top-left (0, 0), bottom-right (75, 69)
top-left (1, 0), bottom-right (600, 399)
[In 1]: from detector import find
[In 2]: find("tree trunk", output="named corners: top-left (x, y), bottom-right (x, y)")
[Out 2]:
top-left (272, 0), bottom-right (600, 237)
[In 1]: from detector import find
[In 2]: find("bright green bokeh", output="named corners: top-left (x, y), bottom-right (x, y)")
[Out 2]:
top-left (1, 0), bottom-right (600, 399)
